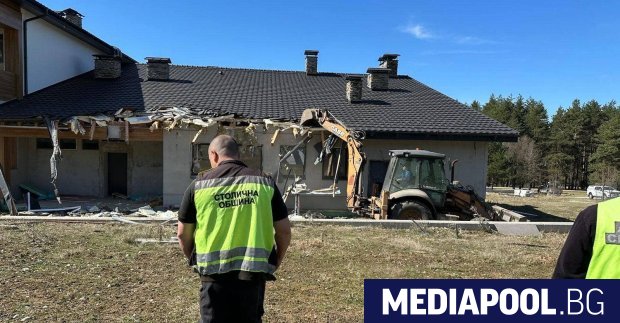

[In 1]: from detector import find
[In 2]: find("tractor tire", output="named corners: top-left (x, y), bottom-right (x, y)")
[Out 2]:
top-left (389, 200), bottom-right (433, 220)
top-left (588, 193), bottom-right (593, 199)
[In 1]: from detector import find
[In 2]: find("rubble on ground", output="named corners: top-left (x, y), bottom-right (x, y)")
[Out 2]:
top-left (11, 203), bottom-right (178, 219)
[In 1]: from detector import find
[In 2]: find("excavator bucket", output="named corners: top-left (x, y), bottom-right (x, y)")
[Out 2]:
top-left (300, 109), bottom-right (322, 127)
top-left (445, 185), bottom-right (499, 220)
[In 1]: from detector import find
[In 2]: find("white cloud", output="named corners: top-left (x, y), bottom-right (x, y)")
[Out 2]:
top-left (401, 24), bottom-right (434, 39)
top-left (398, 21), bottom-right (496, 46)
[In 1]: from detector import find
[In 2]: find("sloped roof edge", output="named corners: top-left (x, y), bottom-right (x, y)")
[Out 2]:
top-left (18, 0), bottom-right (135, 63)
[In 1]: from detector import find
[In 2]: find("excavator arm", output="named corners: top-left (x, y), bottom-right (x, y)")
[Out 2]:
top-left (299, 108), bottom-right (501, 221)
top-left (300, 109), bottom-right (367, 212)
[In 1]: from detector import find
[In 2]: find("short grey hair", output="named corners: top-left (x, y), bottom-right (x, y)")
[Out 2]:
top-left (210, 135), bottom-right (240, 159)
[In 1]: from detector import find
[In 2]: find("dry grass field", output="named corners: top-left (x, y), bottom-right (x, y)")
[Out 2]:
top-left (486, 189), bottom-right (599, 221)
top-left (0, 222), bottom-right (567, 322)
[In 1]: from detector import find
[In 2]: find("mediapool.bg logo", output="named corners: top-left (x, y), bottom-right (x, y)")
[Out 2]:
top-left (364, 279), bottom-right (620, 322)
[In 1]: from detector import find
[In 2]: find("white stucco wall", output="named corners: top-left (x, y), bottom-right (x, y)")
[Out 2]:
top-left (22, 10), bottom-right (104, 94)
top-left (162, 127), bottom-right (489, 211)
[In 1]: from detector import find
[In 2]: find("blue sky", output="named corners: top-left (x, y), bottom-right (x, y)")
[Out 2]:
top-left (46, 0), bottom-right (619, 116)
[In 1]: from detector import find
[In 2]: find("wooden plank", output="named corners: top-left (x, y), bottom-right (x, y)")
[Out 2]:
top-left (4, 28), bottom-right (19, 72)
top-left (0, 70), bottom-right (16, 100)
top-left (0, 126), bottom-right (163, 141)
top-left (0, 137), bottom-right (15, 185)
top-left (0, 0), bottom-right (21, 12)
top-left (0, 26), bottom-right (21, 100)
top-left (3, 137), bottom-right (15, 170)
top-left (0, 126), bottom-right (105, 139)
top-left (4, 27), bottom-right (22, 98)
top-left (128, 127), bottom-right (163, 141)
top-left (0, 2), bottom-right (22, 30)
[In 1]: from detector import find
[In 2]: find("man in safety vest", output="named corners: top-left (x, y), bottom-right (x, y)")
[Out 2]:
top-left (553, 197), bottom-right (620, 278)
top-left (177, 135), bottom-right (292, 322)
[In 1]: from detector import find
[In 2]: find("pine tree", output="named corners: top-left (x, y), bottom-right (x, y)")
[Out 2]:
top-left (590, 113), bottom-right (620, 187)
top-left (546, 107), bottom-right (575, 188)
top-left (524, 98), bottom-right (549, 185)
top-left (470, 100), bottom-right (482, 111)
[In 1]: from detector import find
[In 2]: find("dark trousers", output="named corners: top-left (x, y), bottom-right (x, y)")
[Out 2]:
top-left (199, 280), bottom-right (266, 323)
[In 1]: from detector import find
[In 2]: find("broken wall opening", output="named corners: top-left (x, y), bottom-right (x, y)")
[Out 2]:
top-left (0, 124), bottom-right (163, 205)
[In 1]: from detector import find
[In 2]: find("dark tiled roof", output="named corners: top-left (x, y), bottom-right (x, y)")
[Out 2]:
top-left (0, 64), bottom-right (518, 141)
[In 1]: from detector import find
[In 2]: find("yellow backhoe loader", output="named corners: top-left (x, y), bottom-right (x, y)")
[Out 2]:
top-left (300, 109), bottom-right (500, 221)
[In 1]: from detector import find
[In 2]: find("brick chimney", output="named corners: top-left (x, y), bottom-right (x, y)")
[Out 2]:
top-left (93, 55), bottom-right (121, 79)
top-left (366, 68), bottom-right (390, 90)
top-left (304, 50), bottom-right (319, 75)
top-left (345, 75), bottom-right (363, 103)
top-left (146, 57), bottom-right (172, 81)
top-left (59, 8), bottom-right (83, 28)
top-left (379, 53), bottom-right (399, 78)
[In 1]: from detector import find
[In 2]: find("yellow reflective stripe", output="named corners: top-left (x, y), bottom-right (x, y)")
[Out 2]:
top-left (197, 256), bottom-right (269, 266)
top-left (197, 259), bottom-right (276, 275)
top-left (196, 247), bottom-right (271, 263)
top-left (195, 175), bottom-right (273, 190)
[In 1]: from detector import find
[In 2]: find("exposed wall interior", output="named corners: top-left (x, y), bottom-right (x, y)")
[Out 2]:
top-left (130, 141), bottom-right (163, 199)
top-left (6, 137), bottom-right (163, 201)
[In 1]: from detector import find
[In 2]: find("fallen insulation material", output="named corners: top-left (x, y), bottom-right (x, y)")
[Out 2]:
top-left (45, 118), bottom-right (62, 204)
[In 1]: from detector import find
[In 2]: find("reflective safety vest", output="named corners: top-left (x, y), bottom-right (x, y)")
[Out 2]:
top-left (586, 197), bottom-right (620, 279)
top-left (193, 175), bottom-right (276, 276)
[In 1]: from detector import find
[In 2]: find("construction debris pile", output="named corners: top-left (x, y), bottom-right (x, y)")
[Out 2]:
top-left (63, 106), bottom-right (236, 142)
top-left (63, 106), bottom-right (306, 142)
top-left (19, 204), bottom-right (177, 219)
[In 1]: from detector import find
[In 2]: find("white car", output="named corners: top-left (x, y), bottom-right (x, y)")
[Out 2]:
top-left (587, 185), bottom-right (620, 199)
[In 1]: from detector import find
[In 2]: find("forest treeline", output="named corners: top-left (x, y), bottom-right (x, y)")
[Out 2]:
top-left (473, 96), bottom-right (620, 190)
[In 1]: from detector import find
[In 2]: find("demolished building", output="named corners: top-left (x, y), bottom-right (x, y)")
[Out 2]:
top-left (0, 0), bottom-right (518, 211)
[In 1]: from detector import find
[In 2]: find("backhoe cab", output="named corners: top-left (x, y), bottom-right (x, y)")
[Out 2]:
top-left (382, 150), bottom-right (449, 220)
top-left (379, 150), bottom-right (497, 221)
